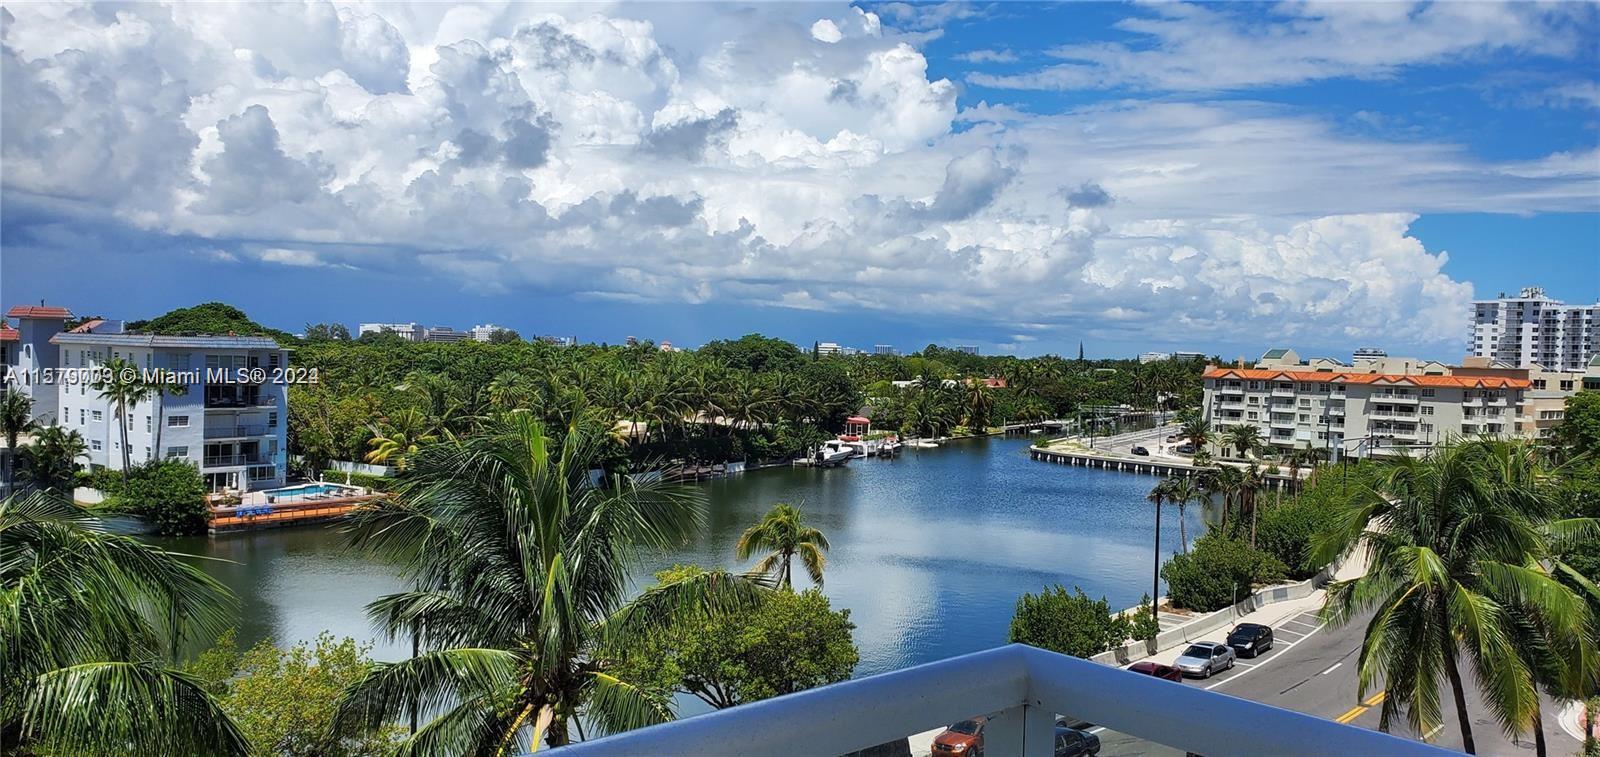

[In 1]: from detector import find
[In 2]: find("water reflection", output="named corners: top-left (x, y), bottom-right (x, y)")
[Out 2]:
top-left (159, 436), bottom-right (1212, 675)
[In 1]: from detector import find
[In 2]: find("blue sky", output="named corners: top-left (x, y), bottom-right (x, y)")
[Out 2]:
top-left (2, 1), bottom-right (1596, 360)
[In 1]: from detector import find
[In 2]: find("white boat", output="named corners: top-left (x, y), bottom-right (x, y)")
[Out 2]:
top-left (811, 440), bottom-right (855, 467)
top-left (876, 439), bottom-right (901, 456)
top-left (906, 438), bottom-right (940, 449)
top-left (842, 440), bottom-right (868, 458)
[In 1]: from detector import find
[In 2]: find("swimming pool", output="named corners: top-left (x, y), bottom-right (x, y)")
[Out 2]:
top-left (265, 483), bottom-right (359, 502)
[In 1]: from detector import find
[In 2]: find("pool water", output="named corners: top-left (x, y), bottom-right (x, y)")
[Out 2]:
top-left (265, 483), bottom-right (356, 500)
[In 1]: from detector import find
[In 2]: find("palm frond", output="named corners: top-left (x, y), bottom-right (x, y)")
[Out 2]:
top-left (23, 661), bottom-right (249, 756)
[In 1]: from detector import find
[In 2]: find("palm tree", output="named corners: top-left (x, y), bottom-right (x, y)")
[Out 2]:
top-left (1221, 423), bottom-right (1262, 460)
top-left (1, 491), bottom-right (248, 754)
top-left (1165, 476), bottom-right (1201, 553)
top-left (364, 408), bottom-right (438, 471)
top-left (1314, 441), bottom-right (1599, 754)
top-left (964, 380), bottom-right (994, 432)
top-left (1146, 478), bottom-right (1175, 624)
top-left (1200, 465), bottom-right (1243, 535)
top-left (1239, 463), bottom-right (1264, 547)
top-left (330, 414), bottom-right (766, 751)
top-left (18, 426), bottom-right (88, 494)
top-left (1177, 408), bottom-right (1211, 455)
top-left (0, 391), bottom-right (36, 494)
top-left (91, 357), bottom-right (151, 475)
top-left (149, 378), bottom-right (189, 461)
top-left (735, 503), bottom-right (831, 589)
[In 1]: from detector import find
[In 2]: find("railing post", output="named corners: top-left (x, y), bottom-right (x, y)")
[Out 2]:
top-left (982, 702), bottom-right (1055, 757)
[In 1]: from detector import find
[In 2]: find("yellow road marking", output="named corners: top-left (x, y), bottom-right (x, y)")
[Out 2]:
top-left (1334, 690), bottom-right (1387, 724)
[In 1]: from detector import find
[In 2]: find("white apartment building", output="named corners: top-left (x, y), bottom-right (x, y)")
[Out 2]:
top-left (3, 305), bottom-right (72, 425)
top-left (1471, 286), bottom-right (1600, 371)
top-left (470, 323), bottom-right (508, 341)
top-left (358, 322), bottom-right (425, 341)
top-left (1203, 367), bottom-right (1528, 460)
top-left (51, 331), bottom-right (290, 493)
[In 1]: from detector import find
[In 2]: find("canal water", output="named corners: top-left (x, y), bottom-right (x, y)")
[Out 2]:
top-left (162, 436), bottom-right (1210, 677)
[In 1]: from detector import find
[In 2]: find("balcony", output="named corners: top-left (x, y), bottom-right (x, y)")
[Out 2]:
top-left (1270, 416), bottom-right (1296, 428)
top-left (1270, 386), bottom-right (1296, 397)
top-left (204, 395), bottom-right (277, 410)
top-left (202, 452), bottom-right (271, 468)
top-left (203, 424), bottom-right (269, 439)
top-left (1368, 410), bottom-right (1416, 419)
top-left (1215, 385), bottom-right (1245, 395)
top-left (1370, 393), bottom-right (1418, 404)
top-left (549, 644), bottom-right (1445, 757)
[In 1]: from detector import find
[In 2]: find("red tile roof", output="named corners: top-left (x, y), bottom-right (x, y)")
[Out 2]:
top-left (68, 318), bottom-right (105, 333)
top-left (0, 327), bottom-right (17, 342)
top-left (1202, 367), bottom-right (1529, 390)
top-left (6, 305), bottom-right (71, 319)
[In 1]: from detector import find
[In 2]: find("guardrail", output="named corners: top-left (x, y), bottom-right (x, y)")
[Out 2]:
top-left (546, 644), bottom-right (1447, 757)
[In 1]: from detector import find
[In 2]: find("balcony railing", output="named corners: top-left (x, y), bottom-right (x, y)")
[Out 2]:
top-left (203, 453), bottom-right (271, 467)
top-left (546, 644), bottom-right (1447, 757)
top-left (205, 396), bottom-right (277, 409)
top-left (203, 424), bottom-right (269, 439)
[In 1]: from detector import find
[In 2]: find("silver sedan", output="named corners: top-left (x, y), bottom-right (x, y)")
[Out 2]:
top-left (1172, 641), bottom-right (1236, 679)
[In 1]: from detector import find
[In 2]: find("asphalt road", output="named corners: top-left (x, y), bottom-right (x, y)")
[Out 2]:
top-left (1084, 609), bottom-right (1580, 756)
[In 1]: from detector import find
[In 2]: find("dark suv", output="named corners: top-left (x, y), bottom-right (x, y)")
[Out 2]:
top-left (1225, 622), bottom-right (1274, 658)
top-left (1055, 727), bottom-right (1100, 756)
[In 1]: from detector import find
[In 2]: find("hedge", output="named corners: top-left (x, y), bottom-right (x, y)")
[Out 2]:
top-left (1160, 534), bottom-right (1286, 612)
top-left (1008, 585), bottom-right (1130, 658)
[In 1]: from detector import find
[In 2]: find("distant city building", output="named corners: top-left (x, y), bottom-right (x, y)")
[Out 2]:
top-left (358, 322), bottom-right (425, 341)
top-left (537, 335), bottom-right (577, 347)
top-left (839, 346), bottom-right (863, 356)
top-left (1142, 350), bottom-right (1205, 364)
top-left (873, 344), bottom-right (899, 356)
top-left (955, 345), bottom-right (979, 355)
top-left (659, 340), bottom-right (676, 352)
top-left (470, 323), bottom-right (508, 342)
top-left (1352, 347), bottom-right (1387, 361)
top-left (425, 326), bottom-right (468, 343)
top-left (816, 342), bottom-right (842, 356)
top-left (1471, 286), bottom-right (1599, 371)
top-left (625, 336), bottom-right (638, 347)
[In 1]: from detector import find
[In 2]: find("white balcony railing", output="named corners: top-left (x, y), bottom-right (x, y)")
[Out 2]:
top-left (546, 645), bottom-right (1448, 757)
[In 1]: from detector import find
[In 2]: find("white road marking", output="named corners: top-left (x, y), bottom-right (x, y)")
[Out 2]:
top-left (1285, 619), bottom-right (1319, 630)
top-left (1205, 622), bottom-right (1328, 691)
top-left (1275, 638), bottom-right (1299, 649)
top-left (1320, 662), bottom-right (1343, 675)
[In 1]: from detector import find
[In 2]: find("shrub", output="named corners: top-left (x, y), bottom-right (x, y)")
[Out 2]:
top-left (321, 469), bottom-right (395, 491)
top-left (1129, 593), bottom-right (1161, 641)
top-left (1008, 585), bottom-right (1130, 658)
top-left (119, 459), bottom-right (209, 535)
top-left (1161, 534), bottom-right (1286, 612)
top-left (1255, 494), bottom-right (1343, 579)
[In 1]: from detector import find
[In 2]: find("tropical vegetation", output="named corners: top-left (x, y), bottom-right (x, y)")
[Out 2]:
top-left (327, 413), bottom-right (768, 752)
top-left (1, 492), bottom-right (248, 755)
top-left (1008, 585), bottom-right (1132, 658)
top-left (615, 565), bottom-right (858, 710)
top-left (735, 503), bottom-right (830, 589)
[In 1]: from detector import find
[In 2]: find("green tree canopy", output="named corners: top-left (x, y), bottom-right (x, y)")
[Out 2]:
top-left (1008, 585), bottom-right (1130, 658)
top-left (616, 565), bottom-right (858, 709)
top-left (128, 302), bottom-right (294, 343)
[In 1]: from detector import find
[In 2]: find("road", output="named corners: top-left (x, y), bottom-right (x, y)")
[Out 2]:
top-left (1085, 609), bottom-right (1580, 756)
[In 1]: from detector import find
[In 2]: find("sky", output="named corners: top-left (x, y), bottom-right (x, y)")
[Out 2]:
top-left (1, 1), bottom-right (1597, 361)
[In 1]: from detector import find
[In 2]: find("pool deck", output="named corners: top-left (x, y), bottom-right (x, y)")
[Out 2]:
top-left (208, 484), bottom-right (385, 534)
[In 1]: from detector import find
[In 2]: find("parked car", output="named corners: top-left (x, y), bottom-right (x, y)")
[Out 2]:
top-left (1055, 727), bottom-right (1101, 756)
top-left (932, 717), bottom-right (985, 756)
top-left (1126, 661), bottom-right (1183, 682)
top-left (1055, 715), bottom-right (1091, 730)
top-left (1173, 641), bottom-right (1236, 678)
top-left (1166, 434), bottom-right (1179, 443)
top-left (1225, 622), bottom-right (1275, 658)
top-left (1131, 445), bottom-right (1150, 456)
top-left (1175, 443), bottom-right (1196, 454)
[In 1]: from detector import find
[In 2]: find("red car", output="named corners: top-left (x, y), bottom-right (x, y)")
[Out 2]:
top-left (1126, 661), bottom-right (1183, 682)
top-left (932, 716), bottom-right (985, 756)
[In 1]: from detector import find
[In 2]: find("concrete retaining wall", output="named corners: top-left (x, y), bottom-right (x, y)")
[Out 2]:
top-left (1091, 557), bottom-right (1340, 665)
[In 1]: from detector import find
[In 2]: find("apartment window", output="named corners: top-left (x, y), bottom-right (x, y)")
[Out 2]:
top-left (79, 409), bottom-right (85, 424)
top-left (1561, 381), bottom-right (1575, 391)
top-left (1319, 384), bottom-right (1329, 392)
top-left (1421, 406), bottom-right (1434, 415)
top-left (145, 415), bottom-right (151, 433)
top-left (1421, 388), bottom-right (1435, 397)
top-left (168, 415), bottom-right (190, 427)
top-left (166, 446), bottom-right (189, 459)
top-left (268, 412), bottom-right (278, 428)
top-left (1247, 397), bottom-right (1259, 405)
top-left (269, 352), bottom-right (280, 369)
top-left (1299, 414), bottom-right (1310, 423)
top-left (91, 410), bottom-right (102, 422)
top-left (1247, 411), bottom-right (1258, 420)
top-left (1533, 379), bottom-right (1548, 389)
top-left (91, 440), bottom-right (102, 451)
top-left (1298, 398), bottom-right (1310, 407)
